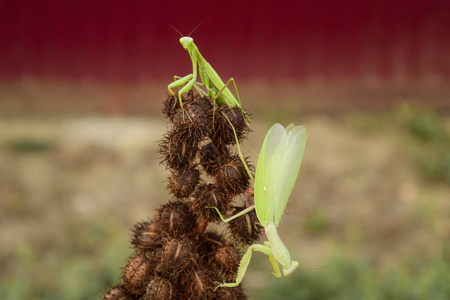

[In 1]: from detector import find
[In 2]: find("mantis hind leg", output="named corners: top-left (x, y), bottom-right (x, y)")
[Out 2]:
top-left (214, 77), bottom-right (241, 106)
top-left (214, 77), bottom-right (251, 123)
top-left (221, 112), bottom-right (254, 182)
top-left (215, 244), bottom-right (276, 290)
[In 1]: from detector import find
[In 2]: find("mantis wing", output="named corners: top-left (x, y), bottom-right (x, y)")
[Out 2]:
top-left (254, 124), bottom-right (308, 227)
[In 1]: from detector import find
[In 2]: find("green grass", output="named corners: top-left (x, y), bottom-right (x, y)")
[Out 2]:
top-left (3, 137), bottom-right (55, 153)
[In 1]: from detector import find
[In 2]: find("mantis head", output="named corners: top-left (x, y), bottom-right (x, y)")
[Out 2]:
top-left (180, 37), bottom-right (194, 50)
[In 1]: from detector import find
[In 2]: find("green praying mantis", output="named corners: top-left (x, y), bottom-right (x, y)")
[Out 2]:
top-left (212, 123), bottom-right (308, 289)
top-left (167, 28), bottom-right (249, 121)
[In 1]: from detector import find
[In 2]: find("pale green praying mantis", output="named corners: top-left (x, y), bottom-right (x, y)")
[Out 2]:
top-left (212, 123), bottom-right (308, 289)
top-left (167, 27), bottom-right (249, 120)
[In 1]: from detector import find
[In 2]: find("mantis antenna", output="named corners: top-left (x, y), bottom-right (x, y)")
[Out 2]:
top-left (169, 23), bottom-right (203, 37)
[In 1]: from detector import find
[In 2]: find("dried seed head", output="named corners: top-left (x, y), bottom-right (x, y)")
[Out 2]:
top-left (214, 245), bottom-right (240, 275)
top-left (168, 167), bottom-right (200, 198)
top-left (156, 200), bottom-right (195, 237)
top-left (130, 220), bottom-right (161, 251)
top-left (228, 207), bottom-right (264, 245)
top-left (157, 238), bottom-right (196, 277)
top-left (162, 94), bottom-right (181, 122)
top-left (195, 96), bottom-right (213, 113)
top-left (172, 102), bottom-right (211, 139)
top-left (210, 105), bottom-right (250, 145)
top-left (143, 276), bottom-right (175, 300)
top-left (162, 90), bottom-right (200, 122)
top-left (195, 231), bottom-right (227, 267)
top-left (159, 129), bottom-right (199, 170)
top-left (198, 143), bottom-right (230, 175)
top-left (214, 285), bottom-right (248, 300)
top-left (182, 268), bottom-right (217, 300)
top-left (215, 155), bottom-right (252, 194)
top-left (122, 254), bottom-right (154, 295)
top-left (103, 284), bottom-right (137, 300)
top-left (191, 183), bottom-right (232, 223)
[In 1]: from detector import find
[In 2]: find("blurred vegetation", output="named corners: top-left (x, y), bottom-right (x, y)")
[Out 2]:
top-left (0, 220), bottom-right (131, 300)
top-left (395, 105), bottom-right (450, 185)
top-left (303, 209), bottom-right (330, 236)
top-left (3, 137), bottom-right (55, 153)
top-left (259, 252), bottom-right (450, 300)
top-left (348, 104), bottom-right (450, 185)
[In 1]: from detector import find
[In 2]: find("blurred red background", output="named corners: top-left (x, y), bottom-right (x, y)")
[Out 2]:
top-left (1, 0), bottom-right (449, 82)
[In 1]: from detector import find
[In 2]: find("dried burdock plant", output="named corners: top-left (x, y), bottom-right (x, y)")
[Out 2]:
top-left (228, 206), bottom-right (264, 245)
top-left (168, 167), bottom-right (200, 198)
top-left (102, 90), bottom-right (260, 300)
top-left (122, 254), bottom-right (153, 295)
top-left (191, 183), bottom-right (232, 223)
top-left (181, 268), bottom-right (218, 300)
top-left (194, 231), bottom-right (227, 266)
top-left (103, 284), bottom-right (137, 300)
top-left (161, 94), bottom-right (181, 122)
top-left (143, 275), bottom-right (175, 300)
top-left (172, 101), bottom-right (212, 139)
top-left (130, 220), bottom-right (161, 251)
top-left (213, 285), bottom-right (248, 300)
top-left (156, 200), bottom-right (196, 237)
top-left (210, 106), bottom-right (251, 145)
top-left (199, 142), bottom-right (230, 175)
top-left (215, 155), bottom-right (252, 194)
top-left (159, 129), bottom-right (199, 170)
top-left (157, 237), bottom-right (196, 277)
top-left (214, 245), bottom-right (240, 276)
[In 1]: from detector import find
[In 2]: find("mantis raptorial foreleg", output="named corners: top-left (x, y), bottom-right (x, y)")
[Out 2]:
top-left (168, 74), bottom-right (193, 94)
top-left (173, 75), bottom-right (208, 96)
top-left (168, 74), bottom-right (194, 104)
top-left (215, 243), bottom-right (281, 290)
top-left (169, 52), bottom-right (199, 105)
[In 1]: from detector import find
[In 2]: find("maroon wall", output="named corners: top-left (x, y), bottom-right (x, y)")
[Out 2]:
top-left (1, 0), bottom-right (449, 81)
